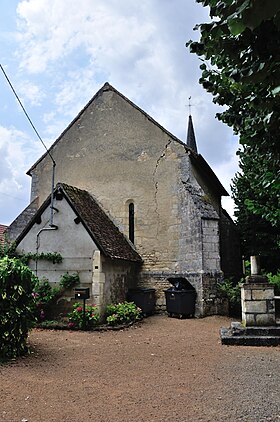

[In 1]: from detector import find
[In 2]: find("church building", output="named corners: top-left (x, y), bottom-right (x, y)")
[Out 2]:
top-left (7, 83), bottom-right (241, 316)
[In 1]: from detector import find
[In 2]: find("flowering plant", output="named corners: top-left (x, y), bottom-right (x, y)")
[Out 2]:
top-left (31, 279), bottom-right (61, 321)
top-left (68, 302), bottom-right (100, 329)
top-left (106, 301), bottom-right (142, 326)
top-left (31, 274), bottom-right (80, 322)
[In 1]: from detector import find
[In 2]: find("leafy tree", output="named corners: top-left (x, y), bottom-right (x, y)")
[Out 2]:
top-left (232, 146), bottom-right (280, 271)
top-left (0, 257), bottom-right (37, 360)
top-left (187, 0), bottom-right (280, 227)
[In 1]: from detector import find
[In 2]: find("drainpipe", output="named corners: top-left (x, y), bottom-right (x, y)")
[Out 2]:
top-left (50, 161), bottom-right (56, 227)
top-left (35, 226), bottom-right (58, 276)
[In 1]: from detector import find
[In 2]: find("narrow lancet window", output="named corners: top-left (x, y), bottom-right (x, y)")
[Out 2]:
top-left (129, 202), bottom-right (135, 244)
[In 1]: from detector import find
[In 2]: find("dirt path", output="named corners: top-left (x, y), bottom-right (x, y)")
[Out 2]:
top-left (1, 315), bottom-right (280, 422)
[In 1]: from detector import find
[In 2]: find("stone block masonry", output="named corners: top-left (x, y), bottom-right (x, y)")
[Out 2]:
top-left (138, 270), bottom-right (226, 317)
top-left (241, 282), bottom-right (275, 326)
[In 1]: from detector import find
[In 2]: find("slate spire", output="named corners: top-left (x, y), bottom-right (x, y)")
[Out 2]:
top-left (186, 114), bottom-right (198, 153)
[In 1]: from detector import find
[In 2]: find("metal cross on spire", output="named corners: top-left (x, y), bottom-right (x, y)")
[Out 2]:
top-left (188, 96), bottom-right (193, 116)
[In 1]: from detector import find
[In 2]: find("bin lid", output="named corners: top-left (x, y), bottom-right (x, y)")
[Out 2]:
top-left (167, 277), bottom-right (195, 291)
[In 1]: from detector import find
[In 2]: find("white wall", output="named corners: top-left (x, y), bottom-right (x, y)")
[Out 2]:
top-left (17, 195), bottom-right (98, 284)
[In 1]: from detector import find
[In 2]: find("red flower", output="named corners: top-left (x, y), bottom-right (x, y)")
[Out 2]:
top-left (76, 306), bottom-right (83, 312)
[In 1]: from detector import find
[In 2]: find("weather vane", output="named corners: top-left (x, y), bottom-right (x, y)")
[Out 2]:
top-left (188, 96), bottom-right (193, 116)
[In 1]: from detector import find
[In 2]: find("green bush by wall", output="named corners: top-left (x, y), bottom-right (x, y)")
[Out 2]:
top-left (0, 257), bottom-right (37, 360)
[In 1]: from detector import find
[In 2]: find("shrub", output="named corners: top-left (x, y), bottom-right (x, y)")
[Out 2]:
top-left (32, 273), bottom-right (80, 321)
top-left (32, 278), bottom-right (61, 321)
top-left (106, 301), bottom-right (142, 326)
top-left (59, 272), bottom-right (79, 290)
top-left (0, 257), bottom-right (37, 360)
top-left (68, 302), bottom-right (100, 329)
top-left (217, 279), bottom-right (241, 305)
top-left (0, 241), bottom-right (17, 259)
top-left (217, 279), bottom-right (242, 317)
top-left (266, 271), bottom-right (280, 295)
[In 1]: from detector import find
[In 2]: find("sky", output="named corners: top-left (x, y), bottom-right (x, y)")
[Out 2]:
top-left (0, 0), bottom-right (239, 226)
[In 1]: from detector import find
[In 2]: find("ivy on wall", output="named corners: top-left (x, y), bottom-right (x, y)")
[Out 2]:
top-left (23, 252), bottom-right (63, 264)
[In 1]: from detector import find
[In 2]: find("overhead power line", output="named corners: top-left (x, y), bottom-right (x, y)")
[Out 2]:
top-left (1, 64), bottom-right (57, 226)
top-left (0, 64), bottom-right (55, 165)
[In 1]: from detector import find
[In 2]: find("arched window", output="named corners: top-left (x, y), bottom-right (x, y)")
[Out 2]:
top-left (128, 202), bottom-right (134, 244)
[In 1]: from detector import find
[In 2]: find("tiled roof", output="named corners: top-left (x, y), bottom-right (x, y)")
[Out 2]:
top-left (190, 154), bottom-right (228, 197)
top-left (16, 183), bottom-right (142, 263)
top-left (60, 183), bottom-right (142, 262)
top-left (0, 224), bottom-right (7, 245)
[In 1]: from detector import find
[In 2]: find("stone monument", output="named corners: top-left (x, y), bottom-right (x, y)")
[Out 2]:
top-left (241, 256), bottom-right (275, 326)
top-left (220, 256), bottom-right (280, 346)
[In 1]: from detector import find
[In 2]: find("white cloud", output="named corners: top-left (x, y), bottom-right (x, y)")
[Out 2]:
top-left (0, 125), bottom-right (43, 224)
top-left (0, 0), bottom-right (239, 223)
top-left (18, 80), bottom-right (44, 106)
top-left (54, 68), bottom-right (99, 116)
top-left (214, 136), bottom-right (239, 191)
top-left (16, 0), bottom-right (156, 74)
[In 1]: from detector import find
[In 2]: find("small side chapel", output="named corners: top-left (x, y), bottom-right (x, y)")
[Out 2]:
top-left (7, 83), bottom-right (241, 316)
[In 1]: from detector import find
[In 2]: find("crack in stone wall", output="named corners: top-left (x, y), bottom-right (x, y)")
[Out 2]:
top-left (152, 139), bottom-right (172, 235)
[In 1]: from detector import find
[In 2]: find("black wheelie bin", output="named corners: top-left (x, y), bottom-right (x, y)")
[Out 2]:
top-left (164, 277), bottom-right (196, 318)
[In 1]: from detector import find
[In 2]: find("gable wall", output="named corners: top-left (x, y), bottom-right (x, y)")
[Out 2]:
top-left (27, 87), bottom-right (226, 315)
top-left (30, 89), bottom-right (202, 274)
top-left (17, 195), bottom-right (97, 284)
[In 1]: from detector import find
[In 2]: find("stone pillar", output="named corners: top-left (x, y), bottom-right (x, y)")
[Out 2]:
top-left (241, 257), bottom-right (275, 326)
top-left (92, 251), bottom-right (106, 314)
top-left (241, 282), bottom-right (275, 326)
top-left (250, 255), bottom-right (260, 275)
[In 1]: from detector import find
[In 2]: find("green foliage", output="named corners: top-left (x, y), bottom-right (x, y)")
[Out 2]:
top-left (68, 302), bottom-right (100, 329)
top-left (23, 251), bottom-right (63, 264)
top-left (106, 301), bottom-right (142, 326)
top-left (59, 272), bottom-right (79, 290)
top-left (188, 0), bottom-right (280, 227)
top-left (266, 271), bottom-right (280, 295)
top-left (232, 159), bottom-right (280, 271)
top-left (243, 260), bottom-right (250, 277)
top-left (0, 244), bottom-right (63, 266)
top-left (32, 279), bottom-right (61, 321)
top-left (33, 273), bottom-right (80, 321)
top-left (0, 241), bottom-right (17, 259)
top-left (0, 257), bottom-right (37, 360)
top-left (218, 268), bottom-right (280, 309)
top-left (217, 279), bottom-right (241, 305)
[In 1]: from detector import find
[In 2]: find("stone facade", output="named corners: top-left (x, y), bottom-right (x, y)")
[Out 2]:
top-left (10, 83), bottom-right (240, 316)
top-left (6, 197), bottom-right (39, 242)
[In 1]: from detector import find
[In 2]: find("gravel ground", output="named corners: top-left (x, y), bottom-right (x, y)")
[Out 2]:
top-left (1, 314), bottom-right (280, 422)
